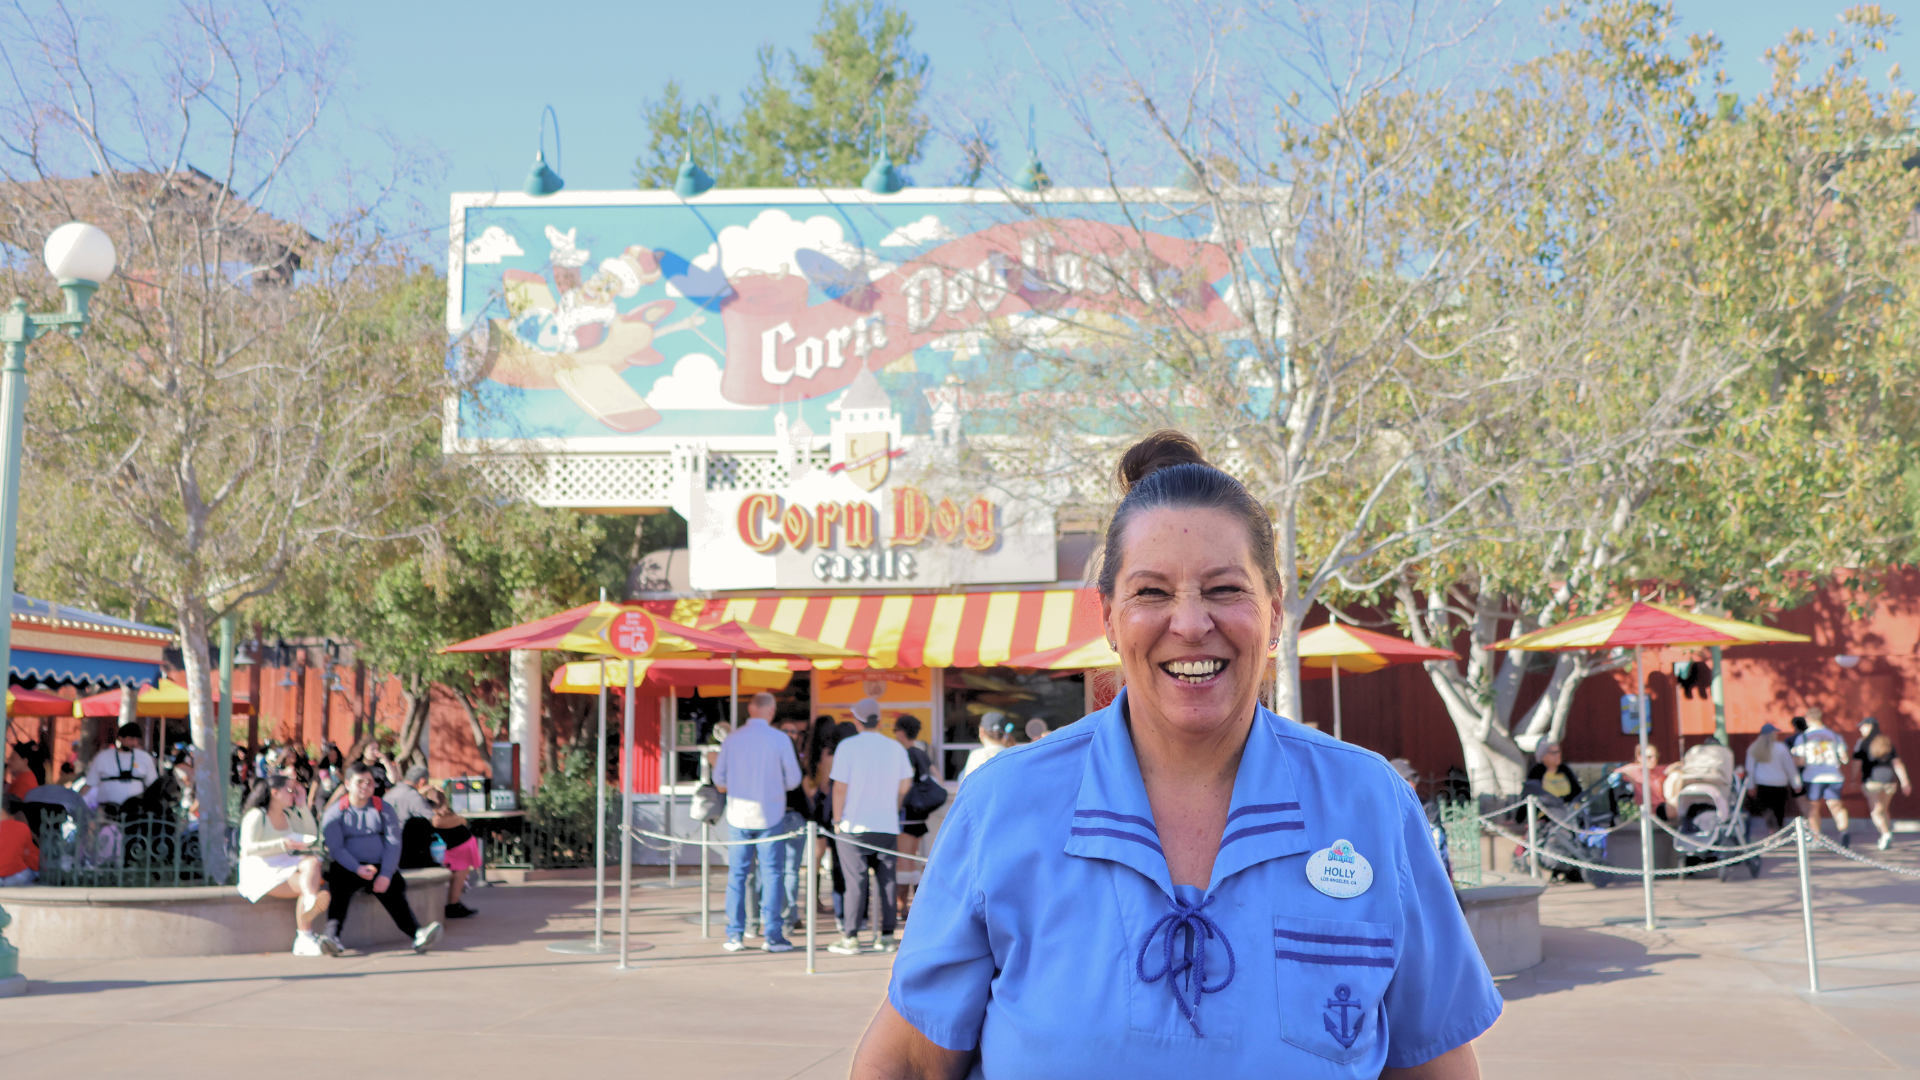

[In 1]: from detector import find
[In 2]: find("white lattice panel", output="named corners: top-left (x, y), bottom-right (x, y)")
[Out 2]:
top-left (479, 453), bottom-right (679, 508)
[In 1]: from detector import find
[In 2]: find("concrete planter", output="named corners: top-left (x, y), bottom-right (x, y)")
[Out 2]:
top-left (1, 867), bottom-right (449, 958)
top-left (1456, 882), bottom-right (1546, 976)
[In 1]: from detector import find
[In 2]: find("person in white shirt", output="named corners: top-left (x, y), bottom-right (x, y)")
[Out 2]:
top-left (1792, 709), bottom-right (1853, 846)
top-left (84, 723), bottom-right (160, 814)
top-left (958, 711), bottom-right (1009, 783)
top-left (711, 691), bottom-right (802, 953)
top-left (827, 697), bottom-right (914, 956)
top-left (1740, 723), bottom-right (1801, 830)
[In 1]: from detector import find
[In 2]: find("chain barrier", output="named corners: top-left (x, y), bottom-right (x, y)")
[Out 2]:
top-left (832, 830), bottom-right (930, 864)
top-left (1481, 816), bottom-right (1798, 878)
top-left (1644, 810), bottom-right (1781, 852)
top-left (624, 825), bottom-right (806, 848)
top-left (1526, 800), bottom-right (1641, 839)
top-left (1804, 832), bottom-right (1920, 879)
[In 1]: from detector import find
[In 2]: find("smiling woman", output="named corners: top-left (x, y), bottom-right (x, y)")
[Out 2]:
top-left (849, 431), bottom-right (1500, 1080)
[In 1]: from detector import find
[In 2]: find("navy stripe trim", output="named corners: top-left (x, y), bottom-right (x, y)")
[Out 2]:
top-left (1220, 820), bottom-right (1307, 845)
top-left (1225, 801), bottom-right (1301, 823)
top-left (1274, 950), bottom-right (1396, 968)
top-left (1069, 826), bottom-right (1165, 855)
top-left (1074, 809), bottom-right (1158, 831)
top-left (1274, 929), bottom-right (1394, 949)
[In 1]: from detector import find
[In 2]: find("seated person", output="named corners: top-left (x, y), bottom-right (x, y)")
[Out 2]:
top-left (0, 796), bottom-right (41, 886)
top-left (320, 762), bottom-right (443, 953)
top-left (423, 786), bottom-right (480, 919)
top-left (1527, 741), bottom-right (1583, 803)
top-left (84, 723), bottom-right (160, 816)
top-left (1609, 744), bottom-right (1672, 820)
top-left (238, 775), bottom-right (337, 956)
top-left (383, 764), bottom-right (439, 870)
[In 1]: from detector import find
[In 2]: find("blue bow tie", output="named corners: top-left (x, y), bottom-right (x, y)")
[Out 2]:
top-left (1135, 892), bottom-right (1237, 1036)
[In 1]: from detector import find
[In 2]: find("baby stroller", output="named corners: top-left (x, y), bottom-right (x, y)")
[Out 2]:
top-left (1664, 742), bottom-right (1761, 881)
top-left (1514, 779), bottom-right (1622, 885)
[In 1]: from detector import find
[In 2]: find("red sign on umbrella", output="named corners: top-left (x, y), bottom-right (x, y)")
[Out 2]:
top-left (604, 610), bottom-right (658, 658)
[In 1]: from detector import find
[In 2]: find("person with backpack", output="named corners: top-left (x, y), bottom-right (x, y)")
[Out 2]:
top-left (320, 762), bottom-right (444, 953)
top-left (892, 716), bottom-right (947, 917)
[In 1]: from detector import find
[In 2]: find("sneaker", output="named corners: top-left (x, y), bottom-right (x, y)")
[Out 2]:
top-left (762, 940), bottom-right (794, 954)
top-left (827, 936), bottom-right (863, 956)
top-left (444, 902), bottom-right (477, 919)
top-left (316, 933), bottom-right (344, 957)
top-left (292, 933), bottom-right (324, 957)
top-left (411, 921), bottom-right (443, 954)
top-left (873, 935), bottom-right (897, 953)
top-left (722, 937), bottom-right (747, 952)
top-left (1879, 833), bottom-right (1893, 851)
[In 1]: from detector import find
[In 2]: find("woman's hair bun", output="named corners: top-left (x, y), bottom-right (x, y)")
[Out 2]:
top-left (1116, 430), bottom-right (1209, 495)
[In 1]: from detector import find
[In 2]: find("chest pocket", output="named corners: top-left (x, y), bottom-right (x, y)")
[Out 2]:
top-left (1273, 915), bottom-right (1396, 1066)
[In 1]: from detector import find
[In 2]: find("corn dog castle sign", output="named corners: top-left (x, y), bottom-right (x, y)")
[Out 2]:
top-left (445, 188), bottom-right (1250, 589)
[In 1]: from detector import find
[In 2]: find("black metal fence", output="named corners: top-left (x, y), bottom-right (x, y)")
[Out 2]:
top-left (31, 810), bottom-right (235, 888)
top-left (478, 793), bottom-right (620, 871)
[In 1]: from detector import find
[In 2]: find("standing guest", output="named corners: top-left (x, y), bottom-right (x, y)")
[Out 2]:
top-left (807, 714), bottom-right (853, 926)
top-left (238, 776), bottom-right (336, 956)
top-left (84, 723), bottom-right (160, 815)
top-left (776, 712), bottom-right (816, 936)
top-left (828, 697), bottom-right (914, 956)
top-left (892, 716), bottom-right (935, 916)
top-left (959, 713), bottom-right (1008, 783)
top-left (1609, 744), bottom-right (1672, 820)
top-left (1527, 742), bottom-right (1582, 802)
top-left (384, 764), bottom-right (439, 870)
top-left (0, 796), bottom-right (39, 886)
top-left (1741, 723), bottom-right (1801, 831)
top-left (712, 691), bottom-right (802, 953)
top-left (1853, 718), bottom-right (1911, 851)
top-left (422, 786), bottom-right (481, 918)
top-left (320, 762), bottom-right (443, 953)
top-left (1792, 709), bottom-right (1853, 846)
top-left (852, 431), bottom-right (1496, 1078)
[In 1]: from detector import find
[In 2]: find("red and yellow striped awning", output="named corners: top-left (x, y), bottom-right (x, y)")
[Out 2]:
top-left (644, 591), bottom-right (1106, 670)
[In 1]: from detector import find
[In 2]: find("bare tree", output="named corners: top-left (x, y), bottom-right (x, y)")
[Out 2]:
top-left (0, 2), bottom-right (459, 873)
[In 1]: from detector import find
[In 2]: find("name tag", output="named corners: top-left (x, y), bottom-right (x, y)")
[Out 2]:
top-left (1306, 839), bottom-right (1373, 898)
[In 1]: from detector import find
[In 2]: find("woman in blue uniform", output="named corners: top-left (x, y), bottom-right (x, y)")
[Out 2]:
top-left (851, 432), bottom-right (1500, 1079)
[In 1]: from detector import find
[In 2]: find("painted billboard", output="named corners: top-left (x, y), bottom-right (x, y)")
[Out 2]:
top-left (445, 189), bottom-right (1243, 447)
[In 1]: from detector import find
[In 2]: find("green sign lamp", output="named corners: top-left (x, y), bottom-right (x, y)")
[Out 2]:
top-left (524, 105), bottom-right (565, 197)
top-left (674, 105), bottom-right (718, 198)
top-left (1014, 106), bottom-right (1050, 193)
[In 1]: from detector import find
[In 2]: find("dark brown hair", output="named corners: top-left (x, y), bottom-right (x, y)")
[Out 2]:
top-left (1096, 430), bottom-right (1282, 598)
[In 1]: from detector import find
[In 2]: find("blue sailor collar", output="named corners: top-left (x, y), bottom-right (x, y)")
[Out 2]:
top-left (1065, 688), bottom-right (1311, 899)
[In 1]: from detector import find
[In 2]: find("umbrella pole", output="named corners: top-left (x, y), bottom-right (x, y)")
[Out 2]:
top-left (666, 693), bottom-right (677, 890)
top-left (1332, 663), bottom-right (1343, 742)
top-left (619, 660), bottom-right (636, 970)
top-left (1637, 645), bottom-right (1656, 932)
top-left (593, 659), bottom-right (607, 948)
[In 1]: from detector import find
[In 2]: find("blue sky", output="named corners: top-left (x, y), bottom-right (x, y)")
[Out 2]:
top-left (44, 1), bottom-right (1920, 241)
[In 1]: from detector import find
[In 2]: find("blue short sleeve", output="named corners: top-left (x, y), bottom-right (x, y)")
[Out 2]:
top-left (888, 790), bottom-right (995, 1051)
top-left (1382, 785), bottom-right (1503, 1068)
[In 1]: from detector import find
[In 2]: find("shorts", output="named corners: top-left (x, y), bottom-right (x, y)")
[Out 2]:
top-left (1864, 780), bottom-right (1899, 797)
top-left (901, 822), bottom-right (928, 838)
top-left (1806, 782), bottom-right (1844, 802)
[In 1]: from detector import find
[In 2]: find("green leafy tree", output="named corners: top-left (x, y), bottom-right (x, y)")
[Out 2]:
top-left (635, 0), bottom-right (928, 188)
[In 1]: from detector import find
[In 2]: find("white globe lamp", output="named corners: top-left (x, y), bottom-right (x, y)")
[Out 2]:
top-left (43, 222), bottom-right (117, 284)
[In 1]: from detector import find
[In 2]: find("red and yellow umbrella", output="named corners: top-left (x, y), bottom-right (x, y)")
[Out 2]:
top-left (7, 687), bottom-right (75, 717)
top-left (1297, 623), bottom-right (1457, 741)
top-left (74, 679), bottom-right (254, 718)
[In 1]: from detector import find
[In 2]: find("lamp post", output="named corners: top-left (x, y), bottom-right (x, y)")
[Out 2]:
top-left (0, 222), bottom-right (116, 703)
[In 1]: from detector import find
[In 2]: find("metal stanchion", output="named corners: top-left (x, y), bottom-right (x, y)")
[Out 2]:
top-left (618, 659), bottom-right (635, 970)
top-left (1526, 797), bottom-right (1541, 880)
top-left (700, 821), bottom-right (712, 938)
top-left (665, 696), bottom-right (678, 889)
top-left (1795, 817), bottom-right (1820, 993)
top-left (805, 819), bottom-right (818, 974)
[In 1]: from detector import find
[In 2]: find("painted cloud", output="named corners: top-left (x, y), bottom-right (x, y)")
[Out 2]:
top-left (643, 353), bottom-right (757, 410)
top-left (465, 225), bottom-right (524, 265)
top-left (880, 214), bottom-right (956, 247)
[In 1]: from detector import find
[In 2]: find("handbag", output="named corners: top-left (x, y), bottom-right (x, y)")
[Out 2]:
top-left (902, 748), bottom-right (948, 821)
top-left (690, 782), bottom-right (725, 825)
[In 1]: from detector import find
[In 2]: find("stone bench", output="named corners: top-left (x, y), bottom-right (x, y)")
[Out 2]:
top-left (0, 867), bottom-right (449, 959)
top-left (1456, 882), bottom-right (1546, 976)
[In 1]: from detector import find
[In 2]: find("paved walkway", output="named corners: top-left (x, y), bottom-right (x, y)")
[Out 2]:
top-left (3, 842), bottom-right (1916, 1078)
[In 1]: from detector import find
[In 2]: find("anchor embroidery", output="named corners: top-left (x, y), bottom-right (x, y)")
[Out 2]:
top-left (1324, 984), bottom-right (1365, 1049)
